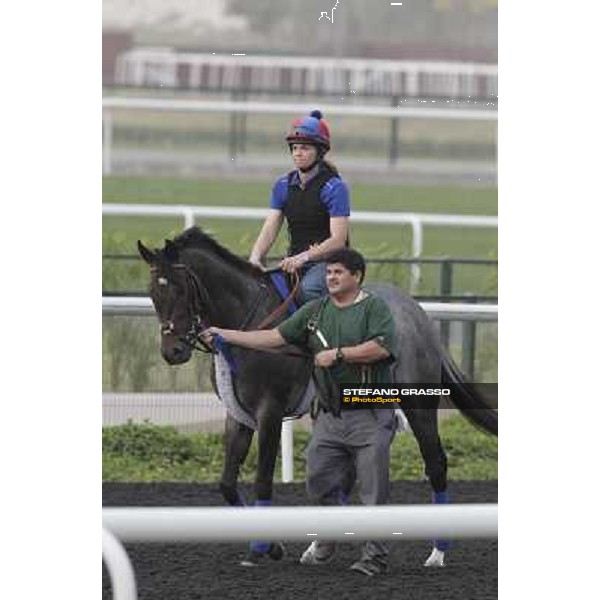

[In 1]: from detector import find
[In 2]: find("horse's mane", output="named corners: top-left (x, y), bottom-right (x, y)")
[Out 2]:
top-left (172, 226), bottom-right (263, 277)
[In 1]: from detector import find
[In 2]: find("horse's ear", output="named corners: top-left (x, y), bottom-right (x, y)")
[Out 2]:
top-left (137, 241), bottom-right (156, 265)
top-left (164, 239), bottom-right (179, 262)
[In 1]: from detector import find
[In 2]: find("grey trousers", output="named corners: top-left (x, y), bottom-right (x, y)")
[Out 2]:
top-left (306, 408), bottom-right (398, 561)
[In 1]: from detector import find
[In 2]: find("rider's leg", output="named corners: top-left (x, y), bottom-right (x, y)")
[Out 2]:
top-left (299, 262), bottom-right (327, 303)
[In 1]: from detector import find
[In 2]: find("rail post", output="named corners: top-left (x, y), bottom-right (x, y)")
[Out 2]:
top-left (461, 294), bottom-right (477, 379)
top-left (281, 420), bottom-right (294, 482)
top-left (103, 110), bottom-right (113, 175)
top-left (238, 89), bottom-right (248, 155)
top-left (408, 217), bottom-right (423, 293)
top-left (228, 91), bottom-right (239, 161)
top-left (439, 258), bottom-right (453, 348)
top-left (389, 95), bottom-right (400, 165)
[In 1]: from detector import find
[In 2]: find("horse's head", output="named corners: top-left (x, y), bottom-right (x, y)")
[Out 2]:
top-left (138, 239), bottom-right (207, 365)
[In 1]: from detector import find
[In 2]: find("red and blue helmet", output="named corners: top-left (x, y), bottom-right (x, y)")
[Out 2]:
top-left (286, 110), bottom-right (331, 152)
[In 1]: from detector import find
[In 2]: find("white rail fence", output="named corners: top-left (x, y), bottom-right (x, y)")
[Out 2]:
top-left (102, 527), bottom-right (137, 600)
top-left (102, 203), bottom-right (498, 292)
top-left (101, 96), bottom-right (497, 177)
top-left (102, 295), bottom-right (498, 321)
top-left (113, 50), bottom-right (498, 99)
top-left (102, 504), bottom-right (498, 600)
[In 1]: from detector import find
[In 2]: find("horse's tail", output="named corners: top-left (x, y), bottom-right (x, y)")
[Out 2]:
top-left (441, 349), bottom-right (498, 436)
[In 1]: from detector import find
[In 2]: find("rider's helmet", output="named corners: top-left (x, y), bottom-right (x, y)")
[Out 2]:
top-left (285, 110), bottom-right (331, 155)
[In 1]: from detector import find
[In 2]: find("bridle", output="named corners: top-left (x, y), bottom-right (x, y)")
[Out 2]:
top-left (152, 263), bottom-right (214, 353)
top-left (152, 262), bottom-right (297, 354)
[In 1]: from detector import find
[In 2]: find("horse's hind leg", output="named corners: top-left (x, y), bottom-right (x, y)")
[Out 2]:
top-left (406, 408), bottom-right (447, 492)
top-left (220, 413), bottom-right (254, 507)
top-left (404, 407), bottom-right (449, 567)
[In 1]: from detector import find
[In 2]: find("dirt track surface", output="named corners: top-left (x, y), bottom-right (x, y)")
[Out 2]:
top-left (103, 481), bottom-right (497, 600)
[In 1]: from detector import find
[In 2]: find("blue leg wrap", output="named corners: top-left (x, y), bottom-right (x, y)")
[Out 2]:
top-left (433, 491), bottom-right (451, 552)
top-left (250, 499), bottom-right (272, 553)
top-left (338, 489), bottom-right (350, 505)
top-left (234, 491), bottom-right (247, 507)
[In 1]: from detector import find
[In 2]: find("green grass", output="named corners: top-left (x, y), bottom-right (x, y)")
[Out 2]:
top-left (108, 109), bottom-right (497, 161)
top-left (103, 175), bottom-right (498, 214)
top-left (103, 175), bottom-right (497, 295)
top-left (102, 414), bottom-right (497, 483)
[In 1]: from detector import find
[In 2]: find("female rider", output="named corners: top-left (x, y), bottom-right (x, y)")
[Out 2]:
top-left (249, 110), bottom-right (351, 302)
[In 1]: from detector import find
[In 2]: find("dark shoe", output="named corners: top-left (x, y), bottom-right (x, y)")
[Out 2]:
top-left (299, 541), bottom-right (337, 565)
top-left (349, 557), bottom-right (388, 577)
top-left (240, 543), bottom-right (286, 567)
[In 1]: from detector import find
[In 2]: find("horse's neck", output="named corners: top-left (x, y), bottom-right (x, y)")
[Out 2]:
top-left (189, 251), bottom-right (265, 328)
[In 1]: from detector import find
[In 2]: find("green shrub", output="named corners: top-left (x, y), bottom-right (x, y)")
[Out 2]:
top-left (102, 420), bottom-right (196, 462)
top-left (102, 415), bottom-right (497, 482)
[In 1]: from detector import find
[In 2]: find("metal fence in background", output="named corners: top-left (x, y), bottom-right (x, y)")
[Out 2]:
top-left (102, 95), bottom-right (497, 179)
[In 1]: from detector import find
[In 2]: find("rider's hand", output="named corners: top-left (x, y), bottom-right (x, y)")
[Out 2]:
top-left (280, 251), bottom-right (310, 273)
top-left (249, 255), bottom-right (267, 271)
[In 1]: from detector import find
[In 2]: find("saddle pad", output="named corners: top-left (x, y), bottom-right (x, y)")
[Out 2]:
top-left (214, 352), bottom-right (314, 431)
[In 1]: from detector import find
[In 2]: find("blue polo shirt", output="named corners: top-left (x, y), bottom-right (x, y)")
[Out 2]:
top-left (269, 166), bottom-right (351, 217)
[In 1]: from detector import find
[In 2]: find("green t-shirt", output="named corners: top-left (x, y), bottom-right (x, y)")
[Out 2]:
top-left (277, 291), bottom-right (400, 386)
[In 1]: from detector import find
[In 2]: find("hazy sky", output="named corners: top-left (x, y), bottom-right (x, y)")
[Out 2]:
top-left (102, 0), bottom-right (246, 30)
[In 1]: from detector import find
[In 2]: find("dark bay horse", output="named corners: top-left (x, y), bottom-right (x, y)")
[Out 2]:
top-left (138, 226), bottom-right (497, 566)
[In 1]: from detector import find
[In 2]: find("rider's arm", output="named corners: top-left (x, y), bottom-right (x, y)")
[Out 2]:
top-left (249, 209), bottom-right (284, 267)
top-left (307, 216), bottom-right (349, 261)
top-left (306, 177), bottom-right (350, 261)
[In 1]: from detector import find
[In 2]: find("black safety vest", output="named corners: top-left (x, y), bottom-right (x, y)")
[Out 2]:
top-left (283, 164), bottom-right (338, 256)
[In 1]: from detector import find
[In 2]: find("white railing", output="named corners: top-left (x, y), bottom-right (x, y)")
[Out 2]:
top-left (103, 96), bottom-right (497, 120)
top-left (101, 96), bottom-right (497, 178)
top-left (102, 504), bottom-right (497, 598)
top-left (102, 527), bottom-right (137, 600)
top-left (102, 295), bottom-right (498, 322)
top-left (102, 203), bottom-right (498, 292)
top-left (103, 504), bottom-right (498, 542)
top-left (114, 50), bottom-right (498, 99)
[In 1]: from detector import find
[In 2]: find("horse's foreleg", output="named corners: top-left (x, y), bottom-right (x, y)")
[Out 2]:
top-left (404, 407), bottom-right (449, 566)
top-left (242, 410), bottom-right (285, 562)
top-left (220, 413), bottom-right (254, 507)
top-left (255, 410), bottom-right (283, 502)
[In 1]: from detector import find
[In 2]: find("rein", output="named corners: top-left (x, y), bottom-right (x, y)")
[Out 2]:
top-left (156, 262), bottom-right (304, 357)
top-left (255, 271), bottom-right (301, 330)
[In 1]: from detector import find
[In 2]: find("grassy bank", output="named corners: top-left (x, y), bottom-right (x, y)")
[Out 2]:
top-left (103, 414), bottom-right (497, 483)
top-left (103, 175), bottom-right (498, 296)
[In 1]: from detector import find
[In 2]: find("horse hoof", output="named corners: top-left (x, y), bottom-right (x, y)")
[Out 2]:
top-left (423, 548), bottom-right (445, 567)
top-left (268, 542), bottom-right (285, 561)
top-left (240, 550), bottom-right (264, 567)
top-left (240, 543), bottom-right (285, 567)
